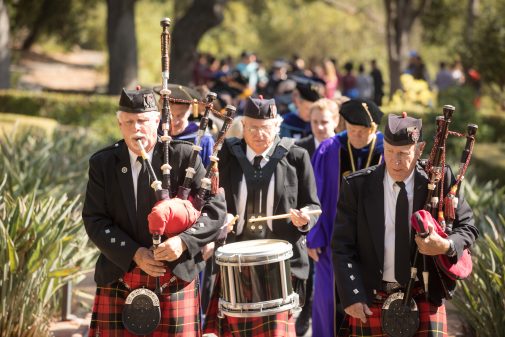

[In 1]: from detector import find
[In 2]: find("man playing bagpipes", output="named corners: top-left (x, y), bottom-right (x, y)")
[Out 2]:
top-left (82, 87), bottom-right (227, 337)
top-left (331, 112), bottom-right (479, 336)
top-left (203, 96), bottom-right (321, 336)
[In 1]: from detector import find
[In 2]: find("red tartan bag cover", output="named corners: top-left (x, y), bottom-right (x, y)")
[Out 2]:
top-left (411, 210), bottom-right (472, 280)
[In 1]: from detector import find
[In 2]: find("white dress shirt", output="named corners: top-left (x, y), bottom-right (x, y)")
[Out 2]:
top-left (314, 137), bottom-right (321, 151)
top-left (128, 148), bottom-right (154, 209)
top-left (236, 144), bottom-right (275, 235)
top-left (382, 169), bottom-right (415, 282)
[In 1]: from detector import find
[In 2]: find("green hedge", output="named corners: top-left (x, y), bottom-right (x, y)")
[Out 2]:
top-left (0, 89), bottom-right (118, 126)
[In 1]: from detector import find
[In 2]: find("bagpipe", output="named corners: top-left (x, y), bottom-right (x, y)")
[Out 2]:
top-left (381, 105), bottom-right (478, 337)
top-left (122, 17), bottom-right (236, 335)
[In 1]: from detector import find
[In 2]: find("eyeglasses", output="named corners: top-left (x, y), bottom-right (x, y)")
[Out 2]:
top-left (244, 124), bottom-right (275, 135)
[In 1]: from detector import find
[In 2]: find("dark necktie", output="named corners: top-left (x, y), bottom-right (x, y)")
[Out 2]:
top-left (395, 181), bottom-right (410, 285)
top-left (136, 156), bottom-right (150, 225)
top-left (253, 155), bottom-right (263, 170)
top-left (252, 155), bottom-right (263, 214)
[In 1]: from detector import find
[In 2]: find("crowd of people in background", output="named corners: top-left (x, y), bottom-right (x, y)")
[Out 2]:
top-left (191, 50), bottom-right (481, 117)
top-left (191, 51), bottom-right (384, 114)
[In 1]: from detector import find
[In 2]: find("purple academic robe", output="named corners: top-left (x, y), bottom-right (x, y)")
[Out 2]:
top-left (173, 122), bottom-right (214, 167)
top-left (307, 136), bottom-right (343, 337)
top-left (308, 131), bottom-right (384, 337)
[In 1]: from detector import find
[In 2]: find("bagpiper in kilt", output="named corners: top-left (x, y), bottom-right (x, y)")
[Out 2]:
top-left (83, 87), bottom-right (227, 337)
top-left (331, 113), bottom-right (478, 337)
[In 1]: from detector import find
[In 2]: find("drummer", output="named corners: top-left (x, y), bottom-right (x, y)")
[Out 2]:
top-left (204, 96), bottom-right (321, 336)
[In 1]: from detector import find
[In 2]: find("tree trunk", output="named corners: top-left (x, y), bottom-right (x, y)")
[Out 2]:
top-left (20, 0), bottom-right (52, 51)
top-left (384, 0), bottom-right (428, 99)
top-left (0, 0), bottom-right (9, 89)
top-left (464, 0), bottom-right (477, 46)
top-left (107, 0), bottom-right (138, 95)
top-left (170, 0), bottom-right (227, 85)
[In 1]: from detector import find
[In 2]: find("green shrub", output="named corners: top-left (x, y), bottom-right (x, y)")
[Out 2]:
top-left (0, 180), bottom-right (96, 337)
top-left (0, 127), bottom-right (102, 198)
top-left (0, 89), bottom-right (118, 126)
top-left (0, 129), bottom-right (99, 337)
top-left (452, 178), bottom-right (505, 336)
top-left (453, 214), bottom-right (505, 337)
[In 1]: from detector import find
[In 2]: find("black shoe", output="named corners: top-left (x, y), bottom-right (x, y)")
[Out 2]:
top-left (295, 306), bottom-right (311, 336)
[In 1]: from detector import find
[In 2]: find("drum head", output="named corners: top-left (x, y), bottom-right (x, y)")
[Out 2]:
top-left (122, 288), bottom-right (161, 335)
top-left (216, 239), bottom-right (293, 265)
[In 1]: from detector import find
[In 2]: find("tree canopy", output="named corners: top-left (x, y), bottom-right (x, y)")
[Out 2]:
top-left (3, 0), bottom-right (505, 100)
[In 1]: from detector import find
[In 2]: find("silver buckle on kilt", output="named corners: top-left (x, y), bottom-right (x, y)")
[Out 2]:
top-left (122, 287), bottom-right (161, 335)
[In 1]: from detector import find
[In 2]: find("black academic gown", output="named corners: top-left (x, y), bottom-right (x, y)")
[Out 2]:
top-left (295, 134), bottom-right (316, 158)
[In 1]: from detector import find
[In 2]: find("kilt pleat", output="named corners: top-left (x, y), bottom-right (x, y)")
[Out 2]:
top-left (338, 290), bottom-right (447, 337)
top-left (203, 272), bottom-right (296, 337)
top-left (88, 267), bottom-right (201, 337)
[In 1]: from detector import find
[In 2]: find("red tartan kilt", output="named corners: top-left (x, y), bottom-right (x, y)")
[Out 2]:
top-left (203, 272), bottom-right (296, 337)
top-left (88, 267), bottom-right (201, 337)
top-left (338, 290), bottom-right (447, 337)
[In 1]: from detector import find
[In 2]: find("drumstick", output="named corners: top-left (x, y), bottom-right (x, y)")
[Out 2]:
top-left (248, 209), bottom-right (322, 223)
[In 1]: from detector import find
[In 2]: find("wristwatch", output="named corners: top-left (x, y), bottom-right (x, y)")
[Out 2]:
top-left (445, 239), bottom-right (457, 257)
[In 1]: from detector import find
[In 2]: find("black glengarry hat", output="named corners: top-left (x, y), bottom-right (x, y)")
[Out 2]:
top-left (243, 96), bottom-right (277, 119)
top-left (293, 76), bottom-right (325, 102)
top-left (340, 98), bottom-right (383, 127)
top-left (119, 87), bottom-right (157, 113)
top-left (384, 112), bottom-right (423, 146)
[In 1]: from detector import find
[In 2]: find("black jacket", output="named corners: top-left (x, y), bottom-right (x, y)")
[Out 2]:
top-left (82, 139), bottom-right (227, 286)
top-left (332, 162), bottom-right (478, 307)
top-left (218, 137), bottom-right (321, 280)
top-left (295, 134), bottom-right (316, 158)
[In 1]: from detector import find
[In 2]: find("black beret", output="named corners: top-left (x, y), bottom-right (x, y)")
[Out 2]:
top-left (243, 96), bottom-right (277, 119)
top-left (340, 98), bottom-right (383, 127)
top-left (384, 113), bottom-right (423, 146)
top-left (153, 84), bottom-right (201, 104)
top-left (119, 87), bottom-right (158, 113)
top-left (293, 76), bottom-right (325, 102)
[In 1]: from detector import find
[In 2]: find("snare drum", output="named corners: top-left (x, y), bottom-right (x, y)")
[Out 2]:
top-left (215, 239), bottom-right (300, 318)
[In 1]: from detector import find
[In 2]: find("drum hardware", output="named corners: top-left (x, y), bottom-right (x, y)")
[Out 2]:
top-left (215, 239), bottom-right (300, 318)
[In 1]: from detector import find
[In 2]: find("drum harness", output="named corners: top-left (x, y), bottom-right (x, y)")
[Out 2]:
top-left (229, 137), bottom-right (295, 241)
